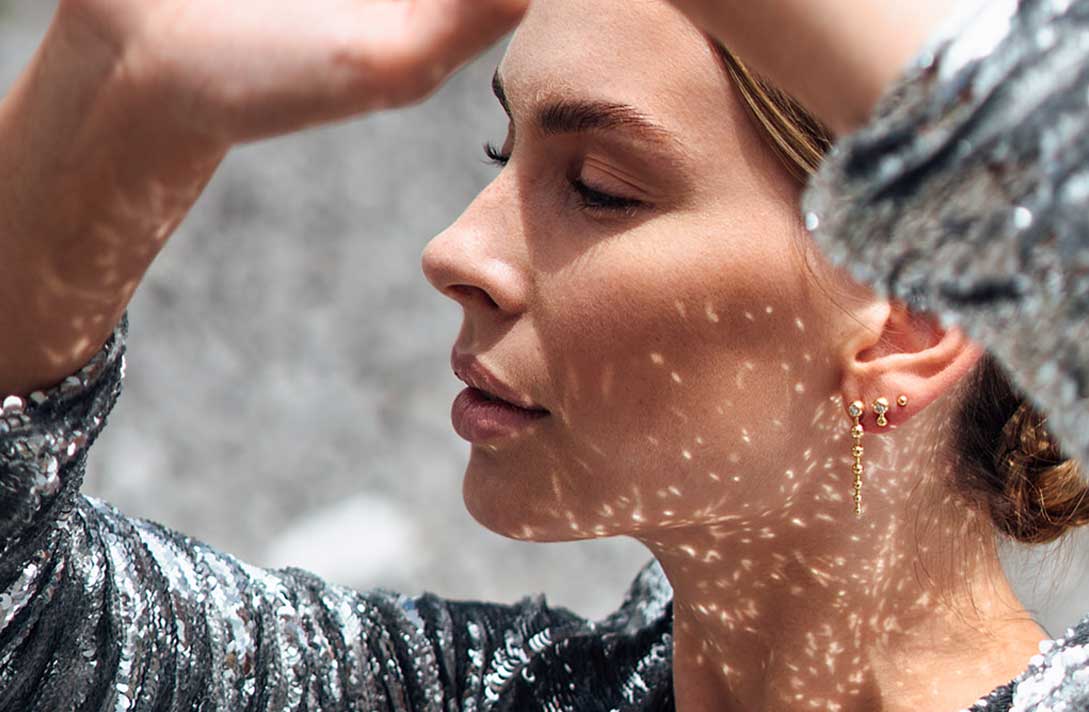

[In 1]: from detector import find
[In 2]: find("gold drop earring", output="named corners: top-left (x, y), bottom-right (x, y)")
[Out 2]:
top-left (847, 400), bottom-right (864, 516)
top-left (872, 397), bottom-right (890, 427)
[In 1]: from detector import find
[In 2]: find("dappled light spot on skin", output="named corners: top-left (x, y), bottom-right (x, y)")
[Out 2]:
top-left (704, 301), bottom-right (720, 323)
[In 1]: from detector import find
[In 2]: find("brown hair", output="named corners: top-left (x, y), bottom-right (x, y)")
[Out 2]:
top-left (712, 45), bottom-right (1089, 544)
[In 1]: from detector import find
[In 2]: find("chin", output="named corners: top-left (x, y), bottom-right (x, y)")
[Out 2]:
top-left (461, 448), bottom-right (592, 543)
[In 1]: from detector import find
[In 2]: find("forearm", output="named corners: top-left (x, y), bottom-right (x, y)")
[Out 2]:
top-left (0, 10), bottom-right (225, 397)
top-left (675, 0), bottom-right (962, 133)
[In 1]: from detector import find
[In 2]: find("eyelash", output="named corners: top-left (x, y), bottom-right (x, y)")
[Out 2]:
top-left (483, 141), bottom-right (644, 215)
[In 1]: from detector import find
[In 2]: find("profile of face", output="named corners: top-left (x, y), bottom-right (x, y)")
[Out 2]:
top-left (422, 0), bottom-right (968, 544)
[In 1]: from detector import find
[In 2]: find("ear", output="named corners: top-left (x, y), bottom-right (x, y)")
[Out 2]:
top-left (838, 301), bottom-right (984, 428)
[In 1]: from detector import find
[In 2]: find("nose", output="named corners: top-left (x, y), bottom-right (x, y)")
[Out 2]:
top-left (421, 180), bottom-right (528, 316)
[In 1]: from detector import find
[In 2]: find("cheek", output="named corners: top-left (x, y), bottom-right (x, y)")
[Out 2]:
top-left (466, 213), bottom-right (837, 541)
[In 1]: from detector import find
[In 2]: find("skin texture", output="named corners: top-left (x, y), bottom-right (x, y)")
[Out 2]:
top-left (421, 1), bottom-right (1049, 710)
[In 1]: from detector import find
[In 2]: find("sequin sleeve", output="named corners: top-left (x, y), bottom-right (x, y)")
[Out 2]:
top-left (801, 0), bottom-right (1089, 466)
top-left (0, 318), bottom-right (680, 712)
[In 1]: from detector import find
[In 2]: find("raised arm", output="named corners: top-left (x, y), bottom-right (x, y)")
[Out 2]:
top-left (0, 0), bottom-right (525, 397)
top-left (663, 0), bottom-right (960, 134)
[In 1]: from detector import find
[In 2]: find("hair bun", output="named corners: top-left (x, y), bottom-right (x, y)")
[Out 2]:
top-left (959, 356), bottom-right (1089, 544)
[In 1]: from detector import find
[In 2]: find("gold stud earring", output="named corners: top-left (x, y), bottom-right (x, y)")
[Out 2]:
top-left (847, 400), bottom-right (865, 516)
top-left (897, 395), bottom-right (908, 408)
top-left (872, 397), bottom-right (890, 427)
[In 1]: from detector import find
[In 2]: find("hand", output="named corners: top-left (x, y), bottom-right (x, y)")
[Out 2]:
top-left (57, 0), bottom-right (527, 145)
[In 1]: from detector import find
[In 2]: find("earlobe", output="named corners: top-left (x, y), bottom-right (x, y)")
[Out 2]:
top-left (839, 302), bottom-right (984, 427)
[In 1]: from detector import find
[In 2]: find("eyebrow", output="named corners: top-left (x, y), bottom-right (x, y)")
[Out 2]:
top-left (492, 70), bottom-right (680, 148)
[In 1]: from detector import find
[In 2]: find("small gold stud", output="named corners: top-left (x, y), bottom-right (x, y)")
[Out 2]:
top-left (897, 395), bottom-right (908, 408)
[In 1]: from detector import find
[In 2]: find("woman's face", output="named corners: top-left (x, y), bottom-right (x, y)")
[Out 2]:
top-left (422, 0), bottom-right (852, 542)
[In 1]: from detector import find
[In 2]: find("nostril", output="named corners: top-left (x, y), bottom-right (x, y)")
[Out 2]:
top-left (447, 284), bottom-right (500, 310)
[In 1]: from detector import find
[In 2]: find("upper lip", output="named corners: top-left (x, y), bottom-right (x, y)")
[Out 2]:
top-left (451, 349), bottom-right (548, 412)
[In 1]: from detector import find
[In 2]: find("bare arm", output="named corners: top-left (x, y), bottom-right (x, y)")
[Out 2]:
top-left (667, 0), bottom-right (963, 133)
top-left (0, 0), bottom-right (525, 397)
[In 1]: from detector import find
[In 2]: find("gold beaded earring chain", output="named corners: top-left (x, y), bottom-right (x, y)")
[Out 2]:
top-left (847, 400), bottom-right (865, 515)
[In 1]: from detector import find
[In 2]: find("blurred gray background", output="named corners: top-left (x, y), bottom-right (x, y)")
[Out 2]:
top-left (3, 0), bottom-right (1087, 635)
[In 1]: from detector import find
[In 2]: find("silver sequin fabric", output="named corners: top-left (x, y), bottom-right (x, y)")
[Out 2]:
top-left (3, 0), bottom-right (1089, 708)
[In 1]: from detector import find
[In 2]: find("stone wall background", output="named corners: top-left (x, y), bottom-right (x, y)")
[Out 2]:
top-left (2, 0), bottom-right (1087, 635)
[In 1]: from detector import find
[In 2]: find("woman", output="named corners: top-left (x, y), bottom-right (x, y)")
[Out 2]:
top-left (1, 0), bottom-right (1087, 711)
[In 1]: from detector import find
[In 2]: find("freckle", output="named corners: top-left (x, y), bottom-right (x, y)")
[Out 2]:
top-left (650, 352), bottom-right (664, 365)
top-left (671, 371), bottom-right (683, 383)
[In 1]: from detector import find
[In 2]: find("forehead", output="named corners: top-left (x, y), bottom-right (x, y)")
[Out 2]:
top-left (499, 0), bottom-right (737, 136)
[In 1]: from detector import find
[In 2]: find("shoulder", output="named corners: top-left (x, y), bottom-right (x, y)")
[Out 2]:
top-left (1007, 612), bottom-right (1089, 711)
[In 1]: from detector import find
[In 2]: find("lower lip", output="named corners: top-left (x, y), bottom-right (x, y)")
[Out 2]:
top-left (451, 387), bottom-right (549, 443)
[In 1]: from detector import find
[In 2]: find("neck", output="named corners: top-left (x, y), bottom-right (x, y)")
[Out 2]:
top-left (636, 401), bottom-right (1047, 712)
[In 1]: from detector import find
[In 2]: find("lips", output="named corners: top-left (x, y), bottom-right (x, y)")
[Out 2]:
top-left (450, 350), bottom-right (548, 443)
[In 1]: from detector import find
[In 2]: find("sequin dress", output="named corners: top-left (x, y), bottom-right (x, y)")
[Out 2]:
top-left (3, 0), bottom-right (1089, 710)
